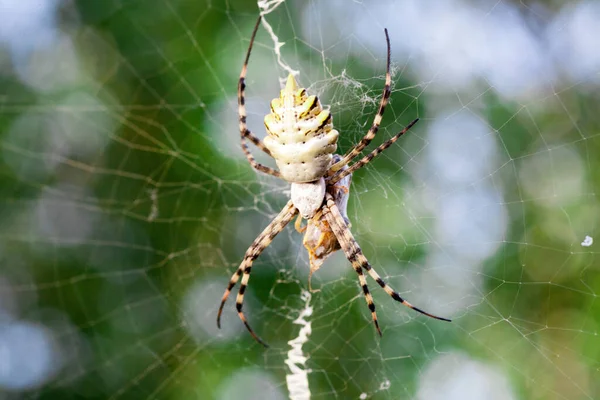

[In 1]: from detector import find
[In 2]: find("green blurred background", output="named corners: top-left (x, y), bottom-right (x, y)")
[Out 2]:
top-left (1, 0), bottom-right (599, 399)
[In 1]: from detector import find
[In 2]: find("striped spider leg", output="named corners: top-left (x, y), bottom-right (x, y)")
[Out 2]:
top-left (322, 192), bottom-right (451, 336)
top-left (327, 28), bottom-right (393, 175)
top-left (301, 151), bottom-right (450, 336)
top-left (328, 118), bottom-right (419, 185)
top-left (217, 200), bottom-right (298, 347)
top-left (237, 16), bottom-right (281, 178)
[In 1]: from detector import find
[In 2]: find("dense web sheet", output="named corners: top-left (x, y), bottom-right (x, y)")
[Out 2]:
top-left (1, 0), bottom-right (600, 399)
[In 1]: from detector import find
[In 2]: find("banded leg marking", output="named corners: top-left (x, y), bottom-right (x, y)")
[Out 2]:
top-left (355, 258), bottom-right (382, 336)
top-left (329, 118), bottom-right (419, 185)
top-left (322, 194), bottom-right (381, 335)
top-left (217, 200), bottom-right (298, 347)
top-left (329, 28), bottom-right (392, 173)
top-left (238, 16), bottom-right (281, 178)
top-left (323, 194), bottom-right (451, 334)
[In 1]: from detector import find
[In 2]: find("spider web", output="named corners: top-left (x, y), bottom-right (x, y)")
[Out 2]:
top-left (1, 0), bottom-right (599, 399)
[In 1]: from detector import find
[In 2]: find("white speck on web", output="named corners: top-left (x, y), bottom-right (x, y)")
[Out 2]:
top-left (379, 379), bottom-right (391, 390)
top-left (581, 235), bottom-right (593, 247)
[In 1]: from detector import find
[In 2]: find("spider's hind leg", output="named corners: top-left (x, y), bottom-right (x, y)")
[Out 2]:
top-left (328, 118), bottom-right (419, 185)
top-left (329, 28), bottom-right (393, 174)
top-left (238, 16), bottom-right (281, 178)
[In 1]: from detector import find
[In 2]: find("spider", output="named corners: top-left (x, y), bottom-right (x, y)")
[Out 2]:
top-left (217, 16), bottom-right (451, 347)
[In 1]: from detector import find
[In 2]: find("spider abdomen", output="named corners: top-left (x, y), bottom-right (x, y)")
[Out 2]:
top-left (263, 74), bottom-right (339, 183)
top-left (263, 135), bottom-right (337, 182)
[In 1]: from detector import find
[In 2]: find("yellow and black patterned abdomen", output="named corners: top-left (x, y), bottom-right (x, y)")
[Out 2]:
top-left (263, 74), bottom-right (339, 183)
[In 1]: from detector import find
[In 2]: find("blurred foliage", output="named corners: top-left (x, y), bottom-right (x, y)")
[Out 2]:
top-left (1, 1), bottom-right (599, 399)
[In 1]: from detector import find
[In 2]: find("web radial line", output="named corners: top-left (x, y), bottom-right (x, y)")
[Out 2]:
top-left (323, 194), bottom-right (451, 324)
top-left (217, 200), bottom-right (298, 347)
top-left (322, 194), bottom-right (381, 335)
top-left (329, 28), bottom-right (392, 174)
top-left (238, 16), bottom-right (281, 178)
top-left (328, 118), bottom-right (419, 185)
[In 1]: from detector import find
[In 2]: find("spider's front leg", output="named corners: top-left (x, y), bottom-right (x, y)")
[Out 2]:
top-left (217, 200), bottom-right (298, 347)
top-left (322, 193), bottom-right (451, 336)
top-left (319, 193), bottom-right (381, 335)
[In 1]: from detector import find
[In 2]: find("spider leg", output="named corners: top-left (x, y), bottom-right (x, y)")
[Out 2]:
top-left (321, 194), bottom-right (381, 335)
top-left (323, 194), bottom-right (451, 333)
top-left (329, 28), bottom-right (392, 174)
top-left (294, 214), bottom-right (306, 233)
top-left (329, 118), bottom-right (419, 185)
top-left (217, 200), bottom-right (298, 347)
top-left (238, 16), bottom-right (281, 178)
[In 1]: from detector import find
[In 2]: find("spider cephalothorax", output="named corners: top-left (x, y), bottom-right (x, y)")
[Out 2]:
top-left (217, 16), bottom-right (451, 347)
top-left (292, 154), bottom-right (351, 290)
